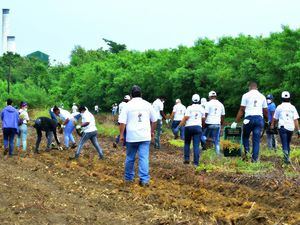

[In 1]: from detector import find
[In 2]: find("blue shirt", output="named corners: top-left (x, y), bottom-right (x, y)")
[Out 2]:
top-left (267, 102), bottom-right (276, 122)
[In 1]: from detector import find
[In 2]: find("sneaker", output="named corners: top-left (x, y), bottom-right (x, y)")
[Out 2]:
top-left (183, 160), bottom-right (190, 164)
top-left (113, 142), bottom-right (117, 148)
top-left (98, 155), bottom-right (104, 160)
top-left (71, 143), bottom-right (77, 149)
top-left (139, 181), bottom-right (149, 187)
top-left (3, 148), bottom-right (8, 156)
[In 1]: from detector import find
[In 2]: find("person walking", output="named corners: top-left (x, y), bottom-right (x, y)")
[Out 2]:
top-left (270, 91), bottom-right (300, 164)
top-left (266, 94), bottom-right (277, 150)
top-left (72, 103), bottom-right (78, 113)
top-left (231, 82), bottom-right (268, 162)
top-left (1, 99), bottom-right (19, 157)
top-left (204, 91), bottom-right (225, 155)
top-left (176, 94), bottom-right (206, 166)
top-left (119, 85), bottom-right (157, 186)
top-left (152, 96), bottom-right (166, 149)
top-left (16, 102), bottom-right (30, 156)
top-left (71, 106), bottom-right (104, 160)
top-left (33, 117), bottom-right (61, 153)
top-left (170, 99), bottom-right (186, 139)
top-left (53, 106), bottom-right (77, 149)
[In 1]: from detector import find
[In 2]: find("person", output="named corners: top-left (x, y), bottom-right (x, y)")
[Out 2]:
top-left (270, 91), bottom-right (300, 164)
top-left (16, 102), bottom-right (30, 155)
top-left (119, 85), bottom-right (157, 186)
top-left (204, 91), bottom-right (225, 155)
top-left (53, 106), bottom-right (77, 149)
top-left (113, 95), bottom-right (131, 147)
top-left (72, 103), bottom-right (78, 113)
top-left (33, 117), bottom-right (61, 153)
top-left (1, 99), bottom-right (19, 157)
top-left (49, 106), bottom-right (62, 121)
top-left (152, 96), bottom-right (166, 149)
top-left (70, 106), bottom-right (104, 160)
top-left (200, 97), bottom-right (208, 149)
top-left (170, 99), bottom-right (186, 139)
top-left (94, 105), bottom-right (99, 114)
top-left (266, 94), bottom-right (277, 150)
top-left (176, 94), bottom-right (206, 166)
top-left (231, 82), bottom-right (268, 162)
top-left (112, 103), bottom-right (118, 116)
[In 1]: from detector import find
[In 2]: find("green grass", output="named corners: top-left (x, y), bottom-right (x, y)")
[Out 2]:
top-left (29, 108), bottom-right (50, 119)
top-left (97, 123), bottom-right (119, 138)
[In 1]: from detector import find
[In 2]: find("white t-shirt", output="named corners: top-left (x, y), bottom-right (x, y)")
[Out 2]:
top-left (152, 98), bottom-right (164, 120)
top-left (81, 110), bottom-right (97, 133)
top-left (72, 105), bottom-right (78, 113)
top-left (241, 90), bottom-right (267, 117)
top-left (119, 97), bottom-right (157, 142)
top-left (205, 99), bottom-right (225, 125)
top-left (274, 102), bottom-right (299, 131)
top-left (173, 103), bottom-right (186, 121)
top-left (58, 109), bottom-right (74, 122)
top-left (118, 102), bottom-right (127, 115)
top-left (185, 104), bottom-right (206, 127)
top-left (19, 109), bottom-right (29, 124)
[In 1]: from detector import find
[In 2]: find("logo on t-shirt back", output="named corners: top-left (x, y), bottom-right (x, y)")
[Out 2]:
top-left (138, 113), bottom-right (142, 122)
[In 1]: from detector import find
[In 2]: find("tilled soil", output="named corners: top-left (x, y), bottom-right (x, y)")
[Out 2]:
top-left (0, 129), bottom-right (299, 225)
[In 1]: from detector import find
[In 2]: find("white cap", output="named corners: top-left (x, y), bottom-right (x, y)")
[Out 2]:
top-left (208, 91), bottom-right (217, 97)
top-left (124, 95), bottom-right (131, 100)
top-left (175, 99), bottom-right (181, 103)
top-left (200, 98), bottom-right (207, 104)
top-left (192, 94), bottom-right (200, 103)
top-left (73, 103), bottom-right (76, 105)
top-left (281, 91), bottom-right (290, 99)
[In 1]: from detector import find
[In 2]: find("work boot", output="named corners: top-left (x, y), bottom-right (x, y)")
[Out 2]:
top-left (3, 148), bottom-right (8, 156)
top-left (113, 142), bottom-right (117, 148)
top-left (139, 181), bottom-right (149, 187)
top-left (69, 155), bottom-right (79, 161)
top-left (183, 160), bottom-right (190, 164)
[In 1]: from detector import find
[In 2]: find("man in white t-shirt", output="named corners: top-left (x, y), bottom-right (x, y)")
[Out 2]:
top-left (119, 85), bottom-right (157, 186)
top-left (231, 82), bottom-right (268, 162)
top-left (271, 91), bottom-right (300, 164)
top-left (152, 96), bottom-right (166, 149)
top-left (53, 106), bottom-right (77, 149)
top-left (71, 106), bottom-right (104, 160)
top-left (72, 103), bottom-right (78, 114)
top-left (170, 99), bottom-right (186, 139)
top-left (176, 94), bottom-right (206, 166)
top-left (204, 91), bottom-right (225, 155)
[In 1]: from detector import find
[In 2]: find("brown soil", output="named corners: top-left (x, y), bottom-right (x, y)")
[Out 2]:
top-left (0, 127), bottom-right (299, 225)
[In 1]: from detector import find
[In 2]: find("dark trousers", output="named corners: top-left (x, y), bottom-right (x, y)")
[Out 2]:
top-left (184, 126), bottom-right (202, 166)
top-left (35, 129), bottom-right (54, 151)
top-left (3, 128), bottom-right (17, 155)
top-left (278, 127), bottom-right (293, 163)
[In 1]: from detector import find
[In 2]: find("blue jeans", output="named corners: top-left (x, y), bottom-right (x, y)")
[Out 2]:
top-left (266, 132), bottom-right (276, 150)
top-left (278, 127), bottom-right (293, 163)
top-left (75, 131), bottom-right (104, 158)
top-left (184, 126), bottom-right (202, 166)
top-left (154, 120), bottom-right (162, 148)
top-left (171, 120), bottom-right (184, 139)
top-left (125, 141), bottom-right (150, 183)
top-left (3, 128), bottom-right (17, 156)
top-left (64, 120), bottom-right (75, 148)
top-left (242, 116), bottom-right (264, 162)
top-left (17, 124), bottom-right (28, 151)
top-left (205, 124), bottom-right (221, 155)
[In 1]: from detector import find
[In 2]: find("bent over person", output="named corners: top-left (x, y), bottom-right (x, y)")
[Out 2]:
top-left (33, 117), bottom-right (61, 153)
top-left (119, 85), bottom-right (157, 186)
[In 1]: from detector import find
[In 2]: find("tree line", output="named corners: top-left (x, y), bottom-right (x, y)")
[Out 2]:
top-left (0, 26), bottom-right (299, 115)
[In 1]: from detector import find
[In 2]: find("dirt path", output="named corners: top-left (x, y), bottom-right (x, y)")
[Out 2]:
top-left (0, 132), bottom-right (299, 225)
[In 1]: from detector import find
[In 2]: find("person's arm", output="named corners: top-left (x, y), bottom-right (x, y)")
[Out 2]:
top-left (178, 116), bottom-right (189, 127)
top-left (53, 128), bottom-right (60, 146)
top-left (235, 106), bottom-right (245, 123)
top-left (221, 115), bottom-right (225, 126)
top-left (119, 123), bottom-right (126, 142)
top-left (160, 110), bottom-right (167, 120)
top-left (263, 108), bottom-right (268, 121)
top-left (170, 111), bottom-right (175, 120)
top-left (63, 118), bottom-right (70, 126)
top-left (294, 119), bottom-right (299, 131)
top-left (81, 122), bottom-right (90, 127)
top-left (151, 122), bottom-right (157, 139)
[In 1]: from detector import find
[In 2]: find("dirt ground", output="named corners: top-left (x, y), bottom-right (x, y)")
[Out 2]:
top-left (0, 126), bottom-right (299, 225)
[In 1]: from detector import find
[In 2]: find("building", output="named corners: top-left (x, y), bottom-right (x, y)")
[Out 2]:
top-left (27, 51), bottom-right (49, 63)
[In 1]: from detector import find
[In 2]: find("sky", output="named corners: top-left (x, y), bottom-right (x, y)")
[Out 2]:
top-left (1, 0), bottom-right (300, 64)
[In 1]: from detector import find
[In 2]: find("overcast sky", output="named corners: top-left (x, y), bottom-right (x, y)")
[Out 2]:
top-left (1, 0), bottom-right (300, 64)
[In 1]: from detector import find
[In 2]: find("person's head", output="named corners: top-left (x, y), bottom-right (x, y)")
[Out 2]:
top-left (53, 105), bottom-right (60, 116)
top-left (175, 99), bottom-right (181, 104)
top-left (248, 81), bottom-right (258, 91)
top-left (266, 94), bottom-right (273, 104)
top-left (281, 91), bottom-right (290, 102)
top-left (200, 97), bottom-right (207, 105)
top-left (131, 85), bottom-right (142, 98)
top-left (192, 94), bottom-right (200, 104)
top-left (7, 99), bottom-right (13, 106)
top-left (79, 106), bottom-right (87, 114)
top-left (20, 102), bottom-right (28, 110)
top-left (208, 91), bottom-right (217, 100)
top-left (124, 95), bottom-right (131, 103)
top-left (73, 103), bottom-right (76, 106)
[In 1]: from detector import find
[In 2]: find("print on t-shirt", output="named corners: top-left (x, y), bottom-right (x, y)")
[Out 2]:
top-left (138, 113), bottom-right (142, 122)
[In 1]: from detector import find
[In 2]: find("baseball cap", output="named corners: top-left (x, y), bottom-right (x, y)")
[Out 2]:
top-left (266, 94), bottom-right (273, 100)
top-left (124, 95), bottom-right (131, 100)
top-left (201, 98), bottom-right (207, 104)
top-left (281, 91), bottom-right (290, 99)
top-left (175, 99), bottom-right (181, 103)
top-left (208, 91), bottom-right (217, 97)
top-left (21, 102), bottom-right (28, 107)
top-left (192, 94), bottom-right (200, 103)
